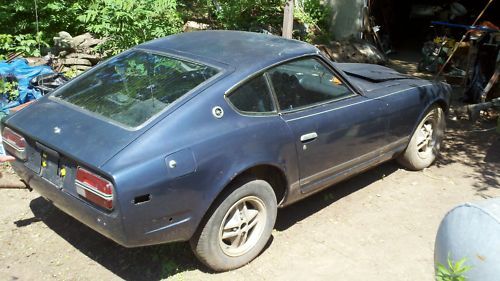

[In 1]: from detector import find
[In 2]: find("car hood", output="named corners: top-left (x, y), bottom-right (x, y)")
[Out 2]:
top-left (335, 63), bottom-right (412, 82)
top-left (3, 97), bottom-right (142, 168)
top-left (334, 63), bottom-right (422, 93)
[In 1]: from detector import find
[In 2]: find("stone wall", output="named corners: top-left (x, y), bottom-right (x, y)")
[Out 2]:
top-left (52, 31), bottom-right (103, 73)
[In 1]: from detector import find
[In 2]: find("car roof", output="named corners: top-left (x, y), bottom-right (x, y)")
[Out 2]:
top-left (137, 30), bottom-right (318, 70)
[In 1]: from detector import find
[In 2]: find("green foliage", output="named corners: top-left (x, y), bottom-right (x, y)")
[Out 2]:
top-left (178, 0), bottom-right (213, 23)
top-left (124, 60), bottom-right (147, 77)
top-left (210, 0), bottom-right (285, 32)
top-left (181, 0), bottom-right (330, 43)
top-left (294, 0), bottom-right (331, 43)
top-left (63, 66), bottom-right (81, 79)
top-left (0, 34), bottom-right (13, 51)
top-left (0, 80), bottom-right (20, 102)
top-left (177, 0), bottom-right (286, 33)
top-left (79, 0), bottom-right (183, 55)
top-left (182, 0), bottom-right (331, 42)
top-left (300, 0), bottom-right (330, 29)
top-left (0, 33), bottom-right (49, 57)
top-left (436, 255), bottom-right (472, 281)
top-left (0, 0), bottom-right (87, 41)
top-left (1, 0), bottom-right (333, 57)
top-left (11, 34), bottom-right (40, 56)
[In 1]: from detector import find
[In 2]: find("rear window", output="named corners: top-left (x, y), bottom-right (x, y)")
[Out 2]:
top-left (53, 50), bottom-right (219, 127)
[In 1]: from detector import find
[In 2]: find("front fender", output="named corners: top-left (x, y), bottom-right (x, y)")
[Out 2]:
top-left (410, 81), bottom-right (451, 138)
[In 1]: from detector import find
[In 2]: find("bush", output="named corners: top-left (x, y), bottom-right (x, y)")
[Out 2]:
top-left (0, 33), bottom-right (49, 57)
top-left (294, 0), bottom-right (331, 43)
top-left (182, 0), bottom-right (330, 43)
top-left (1, 0), bottom-right (332, 57)
top-left (0, 0), bottom-right (85, 57)
top-left (0, 0), bottom-right (87, 38)
top-left (0, 79), bottom-right (19, 102)
top-left (210, 0), bottom-right (285, 33)
top-left (79, 0), bottom-right (183, 55)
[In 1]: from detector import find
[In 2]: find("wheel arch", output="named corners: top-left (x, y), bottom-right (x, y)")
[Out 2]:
top-left (193, 163), bottom-right (288, 236)
top-left (216, 163), bottom-right (288, 208)
top-left (433, 98), bottom-right (449, 115)
top-left (410, 99), bottom-right (448, 138)
top-left (229, 164), bottom-right (288, 206)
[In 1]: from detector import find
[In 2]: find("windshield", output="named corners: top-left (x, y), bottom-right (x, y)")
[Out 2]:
top-left (53, 50), bottom-right (219, 127)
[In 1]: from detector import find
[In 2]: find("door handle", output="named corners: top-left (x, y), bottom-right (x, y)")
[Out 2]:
top-left (300, 132), bottom-right (318, 142)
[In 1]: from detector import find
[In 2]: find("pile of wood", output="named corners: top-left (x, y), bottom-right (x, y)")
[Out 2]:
top-left (317, 38), bottom-right (388, 65)
top-left (52, 31), bottom-right (104, 73)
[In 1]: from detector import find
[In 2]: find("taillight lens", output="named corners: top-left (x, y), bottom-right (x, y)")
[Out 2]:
top-left (2, 127), bottom-right (27, 160)
top-left (75, 167), bottom-right (114, 210)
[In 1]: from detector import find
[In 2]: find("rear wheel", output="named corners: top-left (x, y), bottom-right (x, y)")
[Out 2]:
top-left (397, 106), bottom-right (445, 170)
top-left (190, 179), bottom-right (277, 271)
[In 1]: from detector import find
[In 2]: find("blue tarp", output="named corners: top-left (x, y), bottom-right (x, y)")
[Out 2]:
top-left (0, 58), bottom-right (54, 115)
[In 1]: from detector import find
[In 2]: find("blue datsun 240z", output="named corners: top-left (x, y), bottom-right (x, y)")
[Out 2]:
top-left (2, 31), bottom-right (450, 271)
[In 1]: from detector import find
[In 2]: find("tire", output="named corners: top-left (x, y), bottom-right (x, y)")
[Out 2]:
top-left (397, 106), bottom-right (445, 171)
top-left (190, 178), bottom-right (277, 271)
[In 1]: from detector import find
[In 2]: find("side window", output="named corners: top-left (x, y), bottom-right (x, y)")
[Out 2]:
top-left (227, 75), bottom-right (275, 113)
top-left (268, 58), bottom-right (353, 111)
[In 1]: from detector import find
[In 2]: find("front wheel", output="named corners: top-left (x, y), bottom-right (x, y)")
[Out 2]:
top-left (190, 179), bottom-right (277, 271)
top-left (397, 106), bottom-right (445, 170)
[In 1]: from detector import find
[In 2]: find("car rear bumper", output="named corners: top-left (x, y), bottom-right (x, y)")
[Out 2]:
top-left (11, 161), bottom-right (192, 247)
top-left (11, 161), bottom-right (130, 244)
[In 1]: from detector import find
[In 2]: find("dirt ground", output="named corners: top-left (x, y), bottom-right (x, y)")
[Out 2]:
top-left (0, 56), bottom-right (499, 281)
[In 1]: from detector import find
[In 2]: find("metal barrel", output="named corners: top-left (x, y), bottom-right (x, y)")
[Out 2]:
top-left (435, 198), bottom-right (500, 280)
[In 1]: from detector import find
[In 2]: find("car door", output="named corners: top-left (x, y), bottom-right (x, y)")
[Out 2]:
top-left (266, 57), bottom-right (389, 193)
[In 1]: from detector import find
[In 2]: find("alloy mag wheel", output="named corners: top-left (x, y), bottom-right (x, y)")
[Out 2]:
top-left (415, 110), bottom-right (438, 159)
top-left (397, 106), bottom-right (445, 171)
top-left (218, 196), bottom-right (267, 257)
top-left (190, 179), bottom-right (277, 271)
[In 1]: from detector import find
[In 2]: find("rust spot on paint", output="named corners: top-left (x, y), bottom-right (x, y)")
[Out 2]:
top-left (476, 254), bottom-right (486, 262)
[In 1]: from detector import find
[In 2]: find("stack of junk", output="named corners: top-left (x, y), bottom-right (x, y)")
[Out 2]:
top-left (0, 31), bottom-right (104, 117)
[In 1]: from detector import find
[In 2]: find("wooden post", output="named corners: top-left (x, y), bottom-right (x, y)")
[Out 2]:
top-left (282, 0), bottom-right (294, 39)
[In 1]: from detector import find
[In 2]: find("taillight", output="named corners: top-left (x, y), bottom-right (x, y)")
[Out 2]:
top-left (2, 127), bottom-right (27, 160)
top-left (75, 167), bottom-right (114, 210)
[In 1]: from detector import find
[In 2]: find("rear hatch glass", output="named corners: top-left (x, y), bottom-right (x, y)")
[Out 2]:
top-left (53, 50), bottom-right (219, 128)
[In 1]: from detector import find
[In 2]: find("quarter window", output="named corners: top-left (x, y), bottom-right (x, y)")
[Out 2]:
top-left (268, 58), bottom-right (352, 111)
top-left (228, 75), bottom-right (275, 113)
